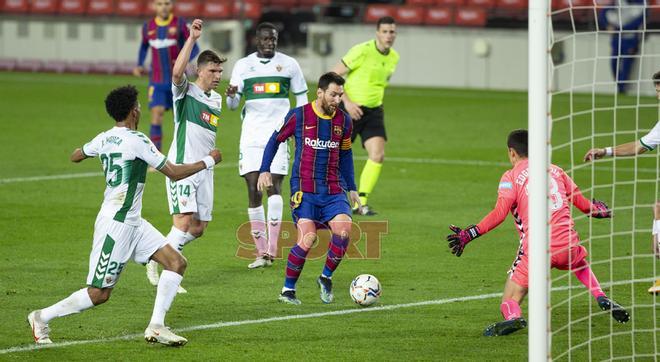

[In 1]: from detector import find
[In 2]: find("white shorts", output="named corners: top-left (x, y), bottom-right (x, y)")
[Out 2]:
top-left (86, 215), bottom-right (167, 288)
top-left (166, 168), bottom-right (214, 221)
top-left (239, 143), bottom-right (289, 176)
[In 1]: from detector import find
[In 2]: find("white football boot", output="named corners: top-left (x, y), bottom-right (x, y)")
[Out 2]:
top-left (248, 255), bottom-right (273, 269)
top-left (27, 310), bottom-right (53, 344)
top-left (144, 324), bottom-right (187, 346)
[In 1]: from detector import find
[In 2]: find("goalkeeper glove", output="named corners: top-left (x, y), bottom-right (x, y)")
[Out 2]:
top-left (446, 224), bottom-right (481, 257)
top-left (590, 199), bottom-right (611, 218)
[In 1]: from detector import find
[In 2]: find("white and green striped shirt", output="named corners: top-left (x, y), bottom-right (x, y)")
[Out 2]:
top-left (82, 127), bottom-right (167, 225)
top-left (168, 75), bottom-right (222, 164)
top-left (640, 120), bottom-right (660, 151)
top-left (230, 52), bottom-right (307, 147)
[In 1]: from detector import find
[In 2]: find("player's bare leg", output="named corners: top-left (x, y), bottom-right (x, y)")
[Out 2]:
top-left (649, 200), bottom-right (660, 294)
top-left (356, 136), bottom-right (385, 215)
top-left (483, 279), bottom-right (528, 337)
top-left (317, 214), bottom-right (352, 303)
top-left (279, 219), bottom-right (317, 305)
top-left (145, 244), bottom-right (188, 346)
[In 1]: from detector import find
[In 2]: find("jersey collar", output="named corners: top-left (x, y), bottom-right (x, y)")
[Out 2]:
top-left (155, 14), bottom-right (173, 27)
top-left (311, 100), bottom-right (334, 120)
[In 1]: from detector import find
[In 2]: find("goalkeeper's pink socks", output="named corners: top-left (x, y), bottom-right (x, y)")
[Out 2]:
top-left (573, 261), bottom-right (606, 299)
top-left (500, 299), bottom-right (522, 320)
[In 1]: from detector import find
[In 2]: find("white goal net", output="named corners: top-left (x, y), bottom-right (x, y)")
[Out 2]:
top-left (542, 0), bottom-right (660, 359)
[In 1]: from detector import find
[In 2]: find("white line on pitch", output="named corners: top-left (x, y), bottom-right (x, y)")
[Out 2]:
top-left (1, 156), bottom-right (656, 185)
top-left (1, 277), bottom-right (654, 355)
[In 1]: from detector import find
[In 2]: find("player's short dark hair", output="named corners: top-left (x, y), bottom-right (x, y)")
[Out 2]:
top-left (377, 16), bottom-right (396, 29)
top-left (318, 72), bottom-right (345, 91)
top-left (105, 85), bottom-right (138, 122)
top-left (507, 129), bottom-right (528, 157)
top-left (653, 70), bottom-right (660, 85)
top-left (197, 50), bottom-right (227, 68)
top-left (256, 22), bottom-right (277, 35)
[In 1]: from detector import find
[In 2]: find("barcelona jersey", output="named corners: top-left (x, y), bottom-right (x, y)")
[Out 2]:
top-left (260, 102), bottom-right (356, 195)
top-left (137, 15), bottom-right (199, 86)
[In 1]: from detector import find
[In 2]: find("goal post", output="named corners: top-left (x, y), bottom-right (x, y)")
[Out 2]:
top-left (528, 0), bottom-right (551, 360)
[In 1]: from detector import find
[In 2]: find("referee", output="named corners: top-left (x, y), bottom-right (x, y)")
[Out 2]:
top-left (331, 16), bottom-right (399, 216)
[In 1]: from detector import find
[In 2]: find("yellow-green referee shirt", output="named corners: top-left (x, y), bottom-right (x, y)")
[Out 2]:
top-left (342, 39), bottom-right (399, 108)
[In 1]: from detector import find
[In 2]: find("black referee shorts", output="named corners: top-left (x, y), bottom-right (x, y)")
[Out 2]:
top-left (346, 105), bottom-right (387, 146)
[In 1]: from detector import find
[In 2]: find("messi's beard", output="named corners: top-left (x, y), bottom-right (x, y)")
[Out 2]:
top-left (321, 98), bottom-right (336, 116)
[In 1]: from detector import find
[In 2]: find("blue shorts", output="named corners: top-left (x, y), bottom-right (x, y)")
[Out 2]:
top-left (148, 83), bottom-right (173, 110)
top-left (290, 191), bottom-right (352, 225)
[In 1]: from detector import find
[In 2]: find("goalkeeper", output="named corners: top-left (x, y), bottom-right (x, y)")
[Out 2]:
top-left (583, 70), bottom-right (660, 294)
top-left (447, 129), bottom-right (630, 337)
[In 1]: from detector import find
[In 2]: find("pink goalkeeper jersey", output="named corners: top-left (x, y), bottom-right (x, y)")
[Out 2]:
top-left (478, 159), bottom-right (590, 253)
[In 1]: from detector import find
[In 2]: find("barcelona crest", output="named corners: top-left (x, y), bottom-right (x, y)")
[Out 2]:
top-left (333, 125), bottom-right (342, 136)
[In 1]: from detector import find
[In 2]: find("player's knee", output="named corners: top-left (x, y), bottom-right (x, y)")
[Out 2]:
top-left (654, 200), bottom-right (660, 216)
top-left (300, 232), bottom-right (318, 249)
top-left (189, 224), bottom-right (205, 238)
top-left (370, 151), bottom-right (385, 163)
top-left (88, 287), bottom-right (111, 305)
top-left (335, 228), bottom-right (351, 240)
top-left (170, 254), bottom-right (188, 274)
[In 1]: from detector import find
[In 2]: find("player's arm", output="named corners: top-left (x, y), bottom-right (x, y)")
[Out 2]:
top-left (330, 61), bottom-right (349, 77)
top-left (446, 196), bottom-right (513, 257)
top-left (134, 23), bottom-right (149, 77)
top-left (179, 17), bottom-right (200, 63)
top-left (159, 149), bottom-right (222, 181)
top-left (72, 134), bottom-right (103, 163)
top-left (291, 60), bottom-right (309, 107)
top-left (331, 47), bottom-right (364, 119)
top-left (225, 64), bottom-right (242, 110)
top-left (173, 19), bottom-right (202, 86)
top-left (338, 119), bottom-right (360, 210)
top-left (70, 148), bottom-right (87, 163)
top-left (583, 140), bottom-right (647, 161)
top-left (257, 111), bottom-right (297, 191)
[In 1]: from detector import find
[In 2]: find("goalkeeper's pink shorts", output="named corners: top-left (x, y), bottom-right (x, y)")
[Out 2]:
top-left (508, 245), bottom-right (588, 288)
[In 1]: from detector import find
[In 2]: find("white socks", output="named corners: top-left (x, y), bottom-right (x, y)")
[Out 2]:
top-left (267, 195), bottom-right (283, 257)
top-left (40, 288), bottom-right (94, 324)
top-left (167, 226), bottom-right (196, 252)
top-left (248, 206), bottom-right (267, 256)
top-left (653, 219), bottom-right (660, 235)
top-left (149, 270), bottom-right (183, 327)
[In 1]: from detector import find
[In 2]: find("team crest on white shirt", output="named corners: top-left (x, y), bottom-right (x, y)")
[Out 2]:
top-left (276, 64), bottom-right (283, 72)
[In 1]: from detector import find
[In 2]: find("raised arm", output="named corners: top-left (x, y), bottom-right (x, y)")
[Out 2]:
top-left (173, 18), bottom-right (202, 86)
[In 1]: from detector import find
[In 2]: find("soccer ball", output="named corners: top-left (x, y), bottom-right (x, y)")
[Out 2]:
top-left (349, 274), bottom-right (381, 307)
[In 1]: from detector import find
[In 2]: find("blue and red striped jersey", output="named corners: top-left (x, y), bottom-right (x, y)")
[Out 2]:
top-left (137, 15), bottom-right (199, 85)
top-left (260, 101), bottom-right (357, 194)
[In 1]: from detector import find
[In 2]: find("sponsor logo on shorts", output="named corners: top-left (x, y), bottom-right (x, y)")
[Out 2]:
top-left (304, 137), bottom-right (339, 150)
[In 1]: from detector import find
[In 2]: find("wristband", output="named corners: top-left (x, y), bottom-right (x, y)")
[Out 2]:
top-left (202, 155), bottom-right (215, 169)
top-left (605, 147), bottom-right (613, 157)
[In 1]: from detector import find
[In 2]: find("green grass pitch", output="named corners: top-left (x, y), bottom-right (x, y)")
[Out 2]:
top-left (0, 72), bottom-right (658, 360)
